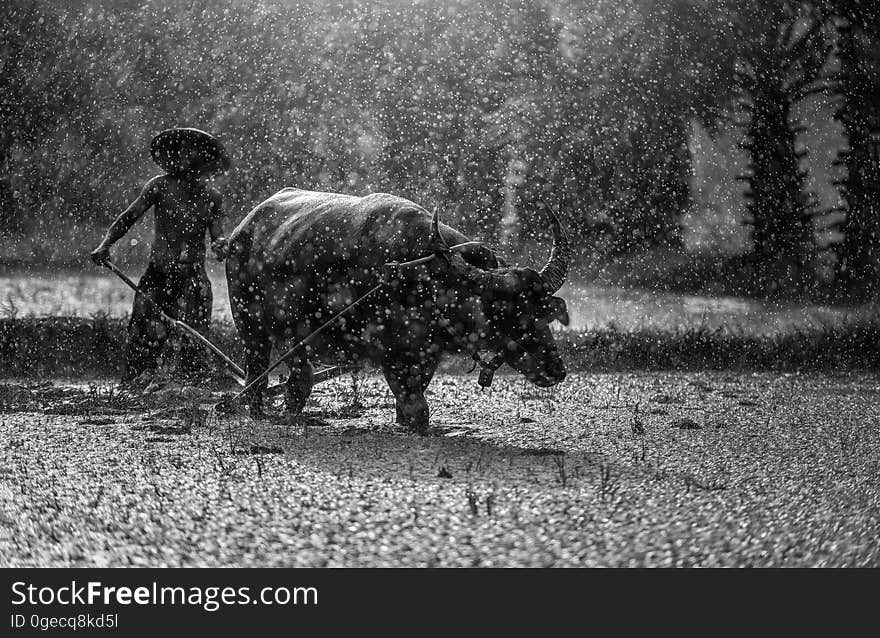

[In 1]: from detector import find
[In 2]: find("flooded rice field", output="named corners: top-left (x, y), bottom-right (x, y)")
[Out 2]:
top-left (1, 371), bottom-right (878, 567)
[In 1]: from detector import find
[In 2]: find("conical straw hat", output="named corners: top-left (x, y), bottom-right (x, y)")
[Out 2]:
top-left (150, 127), bottom-right (231, 174)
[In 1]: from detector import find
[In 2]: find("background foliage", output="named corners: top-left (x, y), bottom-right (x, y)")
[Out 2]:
top-left (2, 0), bottom-right (877, 296)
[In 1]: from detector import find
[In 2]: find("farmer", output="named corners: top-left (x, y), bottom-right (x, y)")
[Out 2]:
top-left (90, 127), bottom-right (231, 382)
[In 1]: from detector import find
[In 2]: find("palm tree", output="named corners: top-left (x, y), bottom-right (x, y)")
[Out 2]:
top-left (732, 1), bottom-right (833, 295)
top-left (828, 1), bottom-right (880, 297)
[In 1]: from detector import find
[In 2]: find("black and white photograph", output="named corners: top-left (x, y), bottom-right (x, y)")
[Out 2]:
top-left (1, 0), bottom-right (879, 585)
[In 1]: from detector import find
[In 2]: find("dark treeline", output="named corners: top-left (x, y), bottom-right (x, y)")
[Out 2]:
top-left (2, 0), bottom-right (878, 297)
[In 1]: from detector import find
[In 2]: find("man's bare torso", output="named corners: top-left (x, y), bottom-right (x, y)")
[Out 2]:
top-left (146, 174), bottom-right (221, 267)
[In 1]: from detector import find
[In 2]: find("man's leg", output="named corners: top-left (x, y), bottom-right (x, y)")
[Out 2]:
top-left (284, 356), bottom-right (314, 415)
top-left (124, 265), bottom-right (168, 381)
top-left (177, 266), bottom-right (213, 377)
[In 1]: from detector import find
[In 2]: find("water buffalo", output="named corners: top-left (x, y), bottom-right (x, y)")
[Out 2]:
top-left (225, 188), bottom-right (571, 432)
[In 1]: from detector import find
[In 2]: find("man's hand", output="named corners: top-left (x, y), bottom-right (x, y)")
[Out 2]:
top-left (211, 237), bottom-right (229, 261)
top-left (90, 245), bottom-right (111, 266)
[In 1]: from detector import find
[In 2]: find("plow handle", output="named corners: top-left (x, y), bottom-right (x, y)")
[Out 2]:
top-left (101, 259), bottom-right (246, 380)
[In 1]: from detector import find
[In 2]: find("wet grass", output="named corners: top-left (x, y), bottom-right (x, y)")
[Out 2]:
top-left (0, 315), bottom-right (241, 377)
top-left (2, 314), bottom-right (880, 378)
top-left (556, 320), bottom-right (880, 371)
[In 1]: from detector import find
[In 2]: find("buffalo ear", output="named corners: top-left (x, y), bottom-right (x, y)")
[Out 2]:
top-left (548, 296), bottom-right (570, 326)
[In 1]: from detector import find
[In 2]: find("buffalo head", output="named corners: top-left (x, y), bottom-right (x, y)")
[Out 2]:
top-left (430, 208), bottom-right (572, 387)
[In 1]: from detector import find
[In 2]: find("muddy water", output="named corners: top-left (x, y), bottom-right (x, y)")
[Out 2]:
top-left (0, 265), bottom-right (234, 321)
top-left (0, 267), bottom-right (874, 332)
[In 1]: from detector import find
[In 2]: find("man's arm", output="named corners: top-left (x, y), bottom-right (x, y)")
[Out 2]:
top-left (208, 190), bottom-right (228, 261)
top-left (90, 178), bottom-right (159, 264)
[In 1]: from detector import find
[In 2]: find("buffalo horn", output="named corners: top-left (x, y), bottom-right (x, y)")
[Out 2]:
top-left (431, 208), bottom-right (449, 250)
top-left (537, 205), bottom-right (571, 294)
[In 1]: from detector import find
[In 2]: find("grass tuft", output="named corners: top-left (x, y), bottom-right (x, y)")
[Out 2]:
top-left (2, 315), bottom-right (880, 378)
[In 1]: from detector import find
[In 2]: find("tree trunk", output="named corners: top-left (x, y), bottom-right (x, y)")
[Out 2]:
top-left (833, 20), bottom-right (880, 298)
top-left (741, 89), bottom-right (816, 296)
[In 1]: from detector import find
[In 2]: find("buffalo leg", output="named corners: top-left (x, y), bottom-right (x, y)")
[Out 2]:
top-left (284, 357), bottom-right (314, 415)
top-left (243, 341), bottom-right (271, 418)
top-left (381, 358), bottom-right (437, 433)
top-left (227, 262), bottom-right (269, 417)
